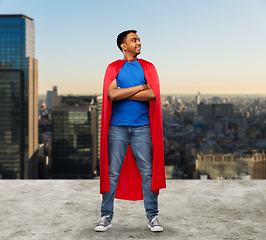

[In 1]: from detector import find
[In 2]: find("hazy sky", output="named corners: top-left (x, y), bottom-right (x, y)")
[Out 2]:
top-left (1, 0), bottom-right (266, 95)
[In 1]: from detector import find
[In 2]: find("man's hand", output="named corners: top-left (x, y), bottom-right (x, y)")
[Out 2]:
top-left (107, 79), bottom-right (148, 101)
top-left (128, 82), bottom-right (156, 101)
top-left (139, 84), bottom-right (149, 91)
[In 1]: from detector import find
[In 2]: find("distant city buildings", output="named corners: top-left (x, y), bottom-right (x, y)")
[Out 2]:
top-left (0, 14), bottom-right (38, 179)
top-left (36, 89), bottom-right (266, 180)
top-left (162, 92), bottom-right (266, 180)
top-left (36, 90), bottom-right (266, 180)
top-left (37, 94), bottom-right (102, 179)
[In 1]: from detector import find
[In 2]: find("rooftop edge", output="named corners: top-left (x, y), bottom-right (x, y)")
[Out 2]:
top-left (0, 14), bottom-right (34, 21)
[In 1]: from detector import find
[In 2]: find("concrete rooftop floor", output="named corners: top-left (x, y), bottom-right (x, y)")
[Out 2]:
top-left (1, 180), bottom-right (266, 240)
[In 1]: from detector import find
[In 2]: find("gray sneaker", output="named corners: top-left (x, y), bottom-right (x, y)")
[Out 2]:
top-left (94, 215), bottom-right (111, 232)
top-left (148, 215), bottom-right (163, 232)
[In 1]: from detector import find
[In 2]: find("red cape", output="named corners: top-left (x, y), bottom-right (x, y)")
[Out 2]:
top-left (100, 58), bottom-right (166, 201)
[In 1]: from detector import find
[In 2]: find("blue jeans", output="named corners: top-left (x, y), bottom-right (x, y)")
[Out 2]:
top-left (101, 125), bottom-right (158, 221)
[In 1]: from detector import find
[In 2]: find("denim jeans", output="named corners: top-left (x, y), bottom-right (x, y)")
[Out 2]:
top-left (101, 125), bottom-right (158, 221)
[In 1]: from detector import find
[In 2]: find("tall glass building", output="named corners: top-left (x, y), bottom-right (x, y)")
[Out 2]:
top-left (60, 95), bottom-right (102, 175)
top-left (0, 14), bottom-right (38, 179)
top-left (52, 106), bottom-right (97, 178)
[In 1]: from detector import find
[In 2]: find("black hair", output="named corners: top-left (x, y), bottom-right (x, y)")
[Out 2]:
top-left (117, 30), bottom-right (137, 52)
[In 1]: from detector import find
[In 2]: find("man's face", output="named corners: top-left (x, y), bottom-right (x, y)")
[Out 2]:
top-left (122, 32), bottom-right (141, 56)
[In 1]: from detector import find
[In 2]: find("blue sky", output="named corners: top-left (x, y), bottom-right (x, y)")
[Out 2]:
top-left (1, 0), bottom-right (266, 95)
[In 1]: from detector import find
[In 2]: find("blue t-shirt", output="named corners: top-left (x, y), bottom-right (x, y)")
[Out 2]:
top-left (109, 60), bottom-right (150, 126)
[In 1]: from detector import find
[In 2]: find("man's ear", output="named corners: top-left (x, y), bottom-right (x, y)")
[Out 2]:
top-left (121, 43), bottom-right (126, 51)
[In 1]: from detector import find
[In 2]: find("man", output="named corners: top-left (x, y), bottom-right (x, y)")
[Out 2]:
top-left (95, 30), bottom-right (166, 232)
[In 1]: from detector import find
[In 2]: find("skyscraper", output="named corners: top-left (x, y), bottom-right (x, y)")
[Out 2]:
top-left (0, 14), bottom-right (38, 179)
top-left (46, 90), bottom-right (54, 110)
top-left (52, 106), bottom-right (97, 178)
top-left (195, 91), bottom-right (200, 104)
top-left (46, 86), bottom-right (58, 110)
top-left (197, 103), bottom-right (233, 120)
top-left (59, 95), bottom-right (102, 175)
top-left (53, 86), bottom-right (58, 107)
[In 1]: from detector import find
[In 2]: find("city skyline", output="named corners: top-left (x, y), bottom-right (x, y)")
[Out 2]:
top-left (1, 0), bottom-right (266, 95)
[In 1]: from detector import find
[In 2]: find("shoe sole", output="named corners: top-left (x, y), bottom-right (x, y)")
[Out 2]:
top-left (148, 225), bottom-right (163, 232)
top-left (95, 224), bottom-right (112, 232)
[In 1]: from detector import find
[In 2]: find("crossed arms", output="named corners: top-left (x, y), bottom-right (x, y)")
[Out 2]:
top-left (107, 79), bottom-right (156, 102)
